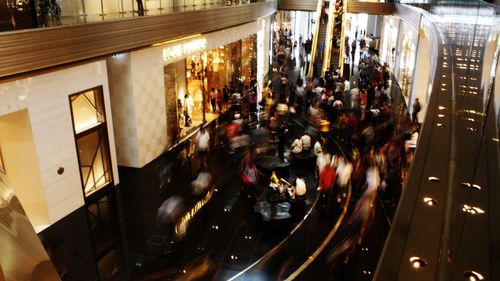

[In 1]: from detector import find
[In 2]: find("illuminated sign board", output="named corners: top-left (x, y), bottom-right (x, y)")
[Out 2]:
top-left (163, 38), bottom-right (208, 61)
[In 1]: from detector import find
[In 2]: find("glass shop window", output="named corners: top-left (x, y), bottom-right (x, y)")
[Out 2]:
top-left (70, 87), bottom-right (113, 197)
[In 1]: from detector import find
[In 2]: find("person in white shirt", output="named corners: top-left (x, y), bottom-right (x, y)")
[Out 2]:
top-left (191, 169), bottom-right (212, 195)
top-left (283, 177), bottom-right (307, 200)
top-left (195, 126), bottom-right (210, 166)
top-left (184, 92), bottom-right (194, 125)
top-left (350, 87), bottom-right (359, 108)
top-left (316, 150), bottom-right (331, 178)
top-left (300, 131), bottom-right (312, 151)
top-left (290, 138), bottom-right (303, 154)
top-left (336, 156), bottom-right (353, 188)
top-left (313, 139), bottom-right (323, 156)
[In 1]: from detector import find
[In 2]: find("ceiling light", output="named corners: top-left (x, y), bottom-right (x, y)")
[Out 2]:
top-left (437, 123), bottom-right (445, 127)
top-left (438, 114), bottom-right (445, 118)
top-left (438, 106), bottom-right (446, 110)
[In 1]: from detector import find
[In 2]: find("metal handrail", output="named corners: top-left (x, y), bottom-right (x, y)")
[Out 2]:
top-left (307, 0), bottom-right (324, 78)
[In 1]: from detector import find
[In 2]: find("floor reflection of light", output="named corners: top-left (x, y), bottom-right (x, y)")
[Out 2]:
top-left (462, 204), bottom-right (485, 214)
top-left (428, 176), bottom-right (440, 182)
top-left (423, 197), bottom-right (438, 206)
top-left (464, 270), bottom-right (484, 280)
top-left (410, 257), bottom-right (427, 268)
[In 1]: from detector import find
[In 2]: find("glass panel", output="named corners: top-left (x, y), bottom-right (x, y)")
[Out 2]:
top-left (71, 89), bottom-right (105, 133)
top-left (77, 131), bottom-right (100, 166)
top-left (76, 130), bottom-right (112, 196)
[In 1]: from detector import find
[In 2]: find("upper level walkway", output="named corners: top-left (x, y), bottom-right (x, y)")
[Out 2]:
top-left (0, 0), bottom-right (276, 79)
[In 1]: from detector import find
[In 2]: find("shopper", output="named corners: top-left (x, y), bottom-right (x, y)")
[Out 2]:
top-left (196, 126), bottom-right (210, 166)
top-left (210, 88), bottom-right (217, 112)
top-left (412, 98), bottom-right (421, 124)
top-left (184, 92), bottom-right (194, 127)
top-left (223, 85), bottom-right (230, 109)
top-left (216, 87), bottom-right (223, 112)
top-left (136, 0), bottom-right (144, 16)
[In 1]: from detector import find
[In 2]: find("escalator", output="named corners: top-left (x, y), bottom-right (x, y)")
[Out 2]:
top-left (308, 0), bottom-right (345, 79)
top-left (308, 0), bottom-right (329, 78)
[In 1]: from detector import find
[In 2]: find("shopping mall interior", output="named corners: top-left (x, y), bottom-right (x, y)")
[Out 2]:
top-left (0, 0), bottom-right (499, 280)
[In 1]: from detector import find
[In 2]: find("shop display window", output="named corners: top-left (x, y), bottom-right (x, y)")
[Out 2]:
top-left (70, 87), bottom-right (113, 197)
top-left (76, 130), bottom-right (112, 196)
top-left (184, 44), bottom-right (234, 131)
top-left (70, 89), bottom-right (105, 134)
top-left (242, 35), bottom-right (257, 87)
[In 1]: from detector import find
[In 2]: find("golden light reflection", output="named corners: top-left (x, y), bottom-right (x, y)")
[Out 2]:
top-left (462, 204), bottom-right (485, 214)
top-left (175, 188), bottom-right (214, 237)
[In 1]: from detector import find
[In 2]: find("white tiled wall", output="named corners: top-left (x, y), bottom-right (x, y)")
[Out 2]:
top-left (0, 61), bottom-right (119, 226)
top-left (107, 54), bottom-right (141, 167)
top-left (131, 49), bottom-right (168, 167)
top-left (107, 51), bottom-right (168, 168)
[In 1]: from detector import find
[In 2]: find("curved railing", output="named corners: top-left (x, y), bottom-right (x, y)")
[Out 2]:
top-left (1, 0), bottom-right (269, 32)
top-left (375, 2), bottom-right (500, 280)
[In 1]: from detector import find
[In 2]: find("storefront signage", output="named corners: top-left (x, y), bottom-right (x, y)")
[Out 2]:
top-left (174, 187), bottom-right (213, 237)
top-left (163, 38), bottom-right (207, 61)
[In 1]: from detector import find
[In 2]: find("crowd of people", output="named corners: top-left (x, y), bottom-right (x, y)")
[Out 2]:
top-left (155, 21), bottom-right (422, 269)
top-left (229, 26), bottom-right (422, 257)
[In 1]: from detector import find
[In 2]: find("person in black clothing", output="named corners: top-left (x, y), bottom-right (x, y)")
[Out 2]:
top-left (223, 85), bottom-right (229, 109)
top-left (136, 0), bottom-right (144, 16)
top-left (277, 123), bottom-right (288, 162)
top-left (412, 98), bottom-right (421, 124)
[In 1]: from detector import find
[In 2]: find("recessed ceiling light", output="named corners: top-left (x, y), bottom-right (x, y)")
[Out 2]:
top-left (439, 106), bottom-right (446, 110)
top-left (438, 114), bottom-right (445, 118)
top-left (410, 257), bottom-right (427, 268)
top-left (437, 123), bottom-right (445, 127)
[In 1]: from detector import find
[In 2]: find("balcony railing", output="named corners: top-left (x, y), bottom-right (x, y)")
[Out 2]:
top-left (0, 0), bottom-right (277, 78)
top-left (0, 0), bottom-right (267, 32)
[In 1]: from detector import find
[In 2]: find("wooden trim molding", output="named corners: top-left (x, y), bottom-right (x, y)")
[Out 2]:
top-left (346, 1), bottom-right (395, 15)
top-left (277, 0), bottom-right (317, 11)
top-left (0, 1), bottom-right (277, 79)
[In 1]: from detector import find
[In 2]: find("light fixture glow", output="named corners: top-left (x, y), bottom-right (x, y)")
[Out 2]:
top-left (462, 204), bottom-right (485, 214)
top-left (464, 270), bottom-right (484, 280)
top-left (428, 176), bottom-right (440, 182)
top-left (410, 257), bottom-right (427, 268)
top-left (423, 197), bottom-right (438, 206)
